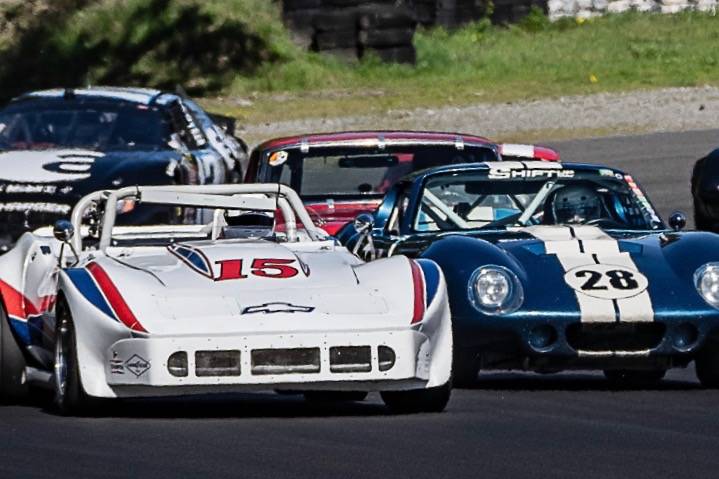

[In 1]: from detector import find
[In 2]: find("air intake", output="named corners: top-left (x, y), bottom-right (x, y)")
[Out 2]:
top-left (330, 346), bottom-right (372, 373)
top-left (251, 348), bottom-right (321, 375)
top-left (195, 350), bottom-right (241, 377)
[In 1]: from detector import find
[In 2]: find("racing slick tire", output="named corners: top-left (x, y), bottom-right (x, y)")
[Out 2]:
top-left (303, 391), bottom-right (368, 402)
top-left (695, 345), bottom-right (719, 388)
top-left (0, 304), bottom-right (28, 402)
top-left (380, 382), bottom-right (451, 414)
top-left (603, 369), bottom-right (666, 388)
top-left (53, 301), bottom-right (103, 415)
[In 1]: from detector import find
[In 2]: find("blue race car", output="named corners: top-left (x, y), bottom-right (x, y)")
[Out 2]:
top-left (338, 160), bottom-right (719, 387)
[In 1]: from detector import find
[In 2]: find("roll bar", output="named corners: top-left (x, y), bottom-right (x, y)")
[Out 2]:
top-left (70, 183), bottom-right (325, 252)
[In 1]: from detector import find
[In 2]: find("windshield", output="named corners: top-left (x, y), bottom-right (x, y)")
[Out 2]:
top-left (262, 144), bottom-right (497, 198)
top-left (0, 100), bottom-right (173, 151)
top-left (414, 166), bottom-right (662, 232)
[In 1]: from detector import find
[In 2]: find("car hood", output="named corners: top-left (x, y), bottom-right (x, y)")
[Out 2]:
top-left (496, 225), bottom-right (719, 320)
top-left (69, 240), bottom-right (417, 335)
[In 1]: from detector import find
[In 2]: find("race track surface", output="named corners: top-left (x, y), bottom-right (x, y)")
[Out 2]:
top-left (1, 129), bottom-right (718, 479)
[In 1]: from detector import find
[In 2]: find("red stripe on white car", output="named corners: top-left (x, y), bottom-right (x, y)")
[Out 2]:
top-left (410, 260), bottom-right (426, 324)
top-left (86, 262), bottom-right (147, 333)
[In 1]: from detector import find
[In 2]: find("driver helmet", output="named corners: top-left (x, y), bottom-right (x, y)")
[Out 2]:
top-left (552, 185), bottom-right (603, 224)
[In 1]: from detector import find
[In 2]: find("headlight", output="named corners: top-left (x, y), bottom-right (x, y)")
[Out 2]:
top-left (695, 262), bottom-right (719, 308)
top-left (468, 265), bottom-right (523, 315)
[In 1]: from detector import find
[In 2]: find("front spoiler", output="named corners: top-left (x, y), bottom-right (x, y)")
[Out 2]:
top-left (104, 329), bottom-right (433, 398)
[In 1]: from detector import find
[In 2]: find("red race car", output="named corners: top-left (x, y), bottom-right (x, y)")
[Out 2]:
top-left (247, 131), bottom-right (559, 235)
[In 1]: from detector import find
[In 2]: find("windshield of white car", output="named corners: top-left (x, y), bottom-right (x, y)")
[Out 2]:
top-left (0, 101), bottom-right (173, 152)
top-left (263, 145), bottom-right (497, 198)
top-left (413, 169), bottom-right (663, 232)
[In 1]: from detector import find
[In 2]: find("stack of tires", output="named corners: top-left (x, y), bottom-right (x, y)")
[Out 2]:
top-left (357, 6), bottom-right (417, 64)
top-left (281, 1), bottom-right (418, 64)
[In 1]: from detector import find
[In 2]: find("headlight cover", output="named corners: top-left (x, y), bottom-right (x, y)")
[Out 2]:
top-left (468, 265), bottom-right (524, 315)
top-left (695, 262), bottom-right (719, 308)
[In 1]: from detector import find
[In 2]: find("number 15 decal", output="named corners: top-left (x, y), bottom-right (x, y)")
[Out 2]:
top-left (215, 258), bottom-right (302, 281)
top-left (563, 264), bottom-right (648, 300)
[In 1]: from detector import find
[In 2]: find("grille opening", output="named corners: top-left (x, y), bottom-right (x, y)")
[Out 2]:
top-left (330, 346), bottom-right (372, 373)
top-left (566, 323), bottom-right (665, 352)
top-left (251, 348), bottom-right (320, 375)
top-left (378, 346), bottom-right (396, 372)
top-left (167, 351), bottom-right (188, 377)
top-left (195, 350), bottom-right (241, 377)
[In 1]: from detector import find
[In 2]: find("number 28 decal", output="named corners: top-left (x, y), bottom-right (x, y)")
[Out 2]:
top-left (563, 264), bottom-right (648, 299)
top-left (215, 258), bottom-right (304, 281)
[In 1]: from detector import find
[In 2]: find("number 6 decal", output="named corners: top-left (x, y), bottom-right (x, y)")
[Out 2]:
top-left (563, 264), bottom-right (648, 299)
top-left (215, 258), bottom-right (301, 281)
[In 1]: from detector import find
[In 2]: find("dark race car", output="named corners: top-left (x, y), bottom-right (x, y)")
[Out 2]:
top-left (247, 131), bottom-right (559, 235)
top-left (338, 160), bottom-right (719, 388)
top-left (0, 87), bottom-right (248, 250)
top-left (691, 148), bottom-right (719, 232)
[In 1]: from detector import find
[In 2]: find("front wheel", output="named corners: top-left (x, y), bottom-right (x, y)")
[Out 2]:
top-left (0, 304), bottom-right (28, 402)
top-left (380, 382), bottom-right (451, 414)
top-left (53, 303), bottom-right (98, 415)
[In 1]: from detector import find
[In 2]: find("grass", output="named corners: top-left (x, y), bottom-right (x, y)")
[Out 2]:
top-left (202, 10), bottom-right (719, 124)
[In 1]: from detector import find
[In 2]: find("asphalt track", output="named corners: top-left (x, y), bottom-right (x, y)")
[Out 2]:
top-left (2, 129), bottom-right (719, 479)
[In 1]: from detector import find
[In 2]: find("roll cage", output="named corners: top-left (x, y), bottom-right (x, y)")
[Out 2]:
top-left (69, 184), bottom-right (326, 253)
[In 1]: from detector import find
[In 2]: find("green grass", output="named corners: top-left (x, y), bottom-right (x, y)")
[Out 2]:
top-left (205, 10), bottom-right (719, 124)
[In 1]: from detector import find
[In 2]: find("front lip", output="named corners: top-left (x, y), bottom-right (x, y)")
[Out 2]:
top-left (456, 311), bottom-right (719, 357)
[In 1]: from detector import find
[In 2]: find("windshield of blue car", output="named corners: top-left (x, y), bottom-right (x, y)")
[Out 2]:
top-left (262, 145), bottom-right (497, 199)
top-left (414, 168), bottom-right (663, 232)
top-left (0, 100), bottom-right (173, 151)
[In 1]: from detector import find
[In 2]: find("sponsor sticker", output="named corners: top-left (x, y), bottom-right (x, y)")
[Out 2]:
top-left (488, 167), bottom-right (575, 180)
top-left (268, 150), bottom-right (289, 166)
top-left (124, 354), bottom-right (151, 377)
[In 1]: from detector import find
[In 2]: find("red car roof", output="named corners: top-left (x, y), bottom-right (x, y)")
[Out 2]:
top-left (255, 130), bottom-right (495, 151)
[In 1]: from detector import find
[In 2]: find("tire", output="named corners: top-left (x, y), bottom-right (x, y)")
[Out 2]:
top-left (358, 27), bottom-right (415, 48)
top-left (603, 369), bottom-right (666, 388)
top-left (360, 45), bottom-right (416, 64)
top-left (53, 301), bottom-right (99, 415)
top-left (381, 382), bottom-right (451, 414)
top-left (357, 8), bottom-right (417, 30)
top-left (696, 346), bottom-right (719, 388)
top-left (303, 391), bottom-right (368, 402)
top-left (312, 10), bottom-right (358, 32)
top-left (313, 29), bottom-right (358, 50)
top-left (0, 304), bottom-right (28, 403)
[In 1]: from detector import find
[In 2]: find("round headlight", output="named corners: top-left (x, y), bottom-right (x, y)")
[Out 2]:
top-left (695, 262), bottom-right (719, 308)
top-left (468, 265), bottom-right (523, 315)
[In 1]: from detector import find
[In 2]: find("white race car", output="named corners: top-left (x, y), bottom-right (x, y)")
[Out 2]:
top-left (0, 184), bottom-right (452, 414)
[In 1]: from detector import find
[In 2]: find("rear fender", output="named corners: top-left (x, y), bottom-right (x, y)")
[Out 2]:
top-left (0, 233), bottom-right (59, 349)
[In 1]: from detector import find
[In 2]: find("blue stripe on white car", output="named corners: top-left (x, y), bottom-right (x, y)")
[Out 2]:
top-left (65, 268), bottom-right (117, 320)
top-left (416, 259), bottom-right (441, 307)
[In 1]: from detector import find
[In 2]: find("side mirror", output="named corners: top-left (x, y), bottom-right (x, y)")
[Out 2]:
top-left (353, 213), bottom-right (375, 234)
top-left (669, 211), bottom-right (686, 231)
top-left (53, 219), bottom-right (75, 243)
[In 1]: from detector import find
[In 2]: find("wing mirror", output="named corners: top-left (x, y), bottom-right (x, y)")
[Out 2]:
top-left (53, 219), bottom-right (75, 242)
top-left (669, 211), bottom-right (686, 231)
top-left (53, 219), bottom-right (79, 266)
top-left (353, 213), bottom-right (375, 234)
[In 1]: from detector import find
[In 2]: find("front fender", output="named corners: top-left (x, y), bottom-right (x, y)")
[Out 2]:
top-left (59, 269), bottom-right (132, 398)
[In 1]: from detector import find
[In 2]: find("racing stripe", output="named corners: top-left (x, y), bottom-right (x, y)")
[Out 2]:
top-left (522, 225), bottom-right (653, 323)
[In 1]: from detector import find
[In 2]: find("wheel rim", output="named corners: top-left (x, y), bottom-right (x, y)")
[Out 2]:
top-left (54, 316), bottom-right (70, 404)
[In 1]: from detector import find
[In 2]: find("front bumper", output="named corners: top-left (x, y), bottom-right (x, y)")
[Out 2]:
top-left (104, 328), bottom-right (434, 397)
top-left (456, 312), bottom-right (719, 369)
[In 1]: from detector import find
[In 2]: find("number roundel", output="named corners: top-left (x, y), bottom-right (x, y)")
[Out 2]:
top-left (563, 264), bottom-right (648, 299)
